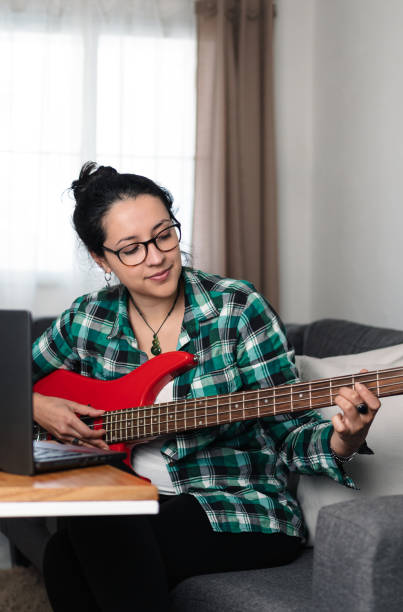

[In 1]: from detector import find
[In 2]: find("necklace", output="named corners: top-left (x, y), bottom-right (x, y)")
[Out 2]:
top-left (128, 283), bottom-right (181, 356)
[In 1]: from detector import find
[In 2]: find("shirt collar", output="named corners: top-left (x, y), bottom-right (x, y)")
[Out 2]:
top-left (107, 284), bottom-right (133, 340)
top-left (182, 267), bottom-right (220, 321)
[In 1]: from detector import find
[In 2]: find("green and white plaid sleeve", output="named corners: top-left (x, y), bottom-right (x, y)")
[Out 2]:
top-left (269, 412), bottom-right (357, 489)
top-left (32, 301), bottom-right (81, 383)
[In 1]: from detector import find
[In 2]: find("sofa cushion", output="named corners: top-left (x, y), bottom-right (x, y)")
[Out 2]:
top-left (295, 343), bottom-right (403, 545)
top-left (285, 323), bottom-right (305, 356)
top-left (313, 496), bottom-right (403, 612)
top-left (170, 549), bottom-right (314, 612)
top-left (291, 318), bottom-right (403, 358)
top-left (32, 318), bottom-right (54, 342)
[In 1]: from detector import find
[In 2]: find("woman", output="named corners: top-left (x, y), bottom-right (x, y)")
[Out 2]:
top-left (33, 162), bottom-right (380, 611)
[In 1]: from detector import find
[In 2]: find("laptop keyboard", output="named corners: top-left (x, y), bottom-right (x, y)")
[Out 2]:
top-left (33, 445), bottom-right (85, 461)
top-left (32, 440), bottom-right (126, 472)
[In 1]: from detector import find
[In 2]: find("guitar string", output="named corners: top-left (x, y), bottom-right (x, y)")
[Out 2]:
top-left (104, 367), bottom-right (403, 424)
top-left (109, 366), bottom-right (403, 421)
top-left (35, 369), bottom-right (403, 441)
top-left (104, 370), bottom-right (402, 422)
top-left (102, 375), bottom-right (402, 441)
top-left (83, 371), bottom-right (403, 432)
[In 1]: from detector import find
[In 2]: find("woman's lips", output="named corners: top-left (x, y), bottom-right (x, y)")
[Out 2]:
top-left (147, 268), bottom-right (171, 281)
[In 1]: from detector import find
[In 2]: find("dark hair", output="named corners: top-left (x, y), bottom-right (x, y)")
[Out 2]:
top-left (71, 161), bottom-right (177, 256)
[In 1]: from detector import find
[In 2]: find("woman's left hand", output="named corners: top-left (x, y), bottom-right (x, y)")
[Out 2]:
top-left (330, 370), bottom-right (381, 459)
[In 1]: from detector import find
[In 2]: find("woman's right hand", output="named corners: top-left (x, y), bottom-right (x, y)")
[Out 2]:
top-left (33, 392), bottom-right (109, 450)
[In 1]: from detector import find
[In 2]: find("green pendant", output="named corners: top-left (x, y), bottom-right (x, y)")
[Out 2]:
top-left (151, 334), bottom-right (162, 356)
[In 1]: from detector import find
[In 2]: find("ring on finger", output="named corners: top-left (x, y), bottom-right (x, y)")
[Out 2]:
top-left (356, 402), bottom-right (369, 415)
top-left (71, 437), bottom-right (80, 446)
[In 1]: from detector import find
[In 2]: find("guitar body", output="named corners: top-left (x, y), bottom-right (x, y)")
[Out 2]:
top-left (33, 351), bottom-right (198, 460)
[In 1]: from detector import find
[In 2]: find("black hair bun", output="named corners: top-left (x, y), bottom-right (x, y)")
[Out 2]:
top-left (71, 162), bottom-right (117, 200)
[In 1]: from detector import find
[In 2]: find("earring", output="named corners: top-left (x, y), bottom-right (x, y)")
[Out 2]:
top-left (104, 271), bottom-right (112, 288)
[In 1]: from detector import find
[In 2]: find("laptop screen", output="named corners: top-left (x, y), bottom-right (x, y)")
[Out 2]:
top-left (0, 310), bottom-right (35, 475)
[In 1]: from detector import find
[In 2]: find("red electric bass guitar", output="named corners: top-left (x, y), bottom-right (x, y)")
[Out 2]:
top-left (33, 350), bottom-right (403, 461)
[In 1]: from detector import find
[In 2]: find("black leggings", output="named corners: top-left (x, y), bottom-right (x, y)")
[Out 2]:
top-left (43, 494), bottom-right (301, 612)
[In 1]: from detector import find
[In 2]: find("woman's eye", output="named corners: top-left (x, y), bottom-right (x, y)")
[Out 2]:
top-left (157, 229), bottom-right (172, 240)
top-left (122, 244), bottom-right (140, 255)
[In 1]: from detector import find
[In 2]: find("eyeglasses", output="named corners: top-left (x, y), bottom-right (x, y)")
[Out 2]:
top-left (103, 223), bottom-right (181, 266)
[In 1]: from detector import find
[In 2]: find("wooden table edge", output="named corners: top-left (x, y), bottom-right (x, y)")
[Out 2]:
top-left (0, 464), bottom-right (159, 503)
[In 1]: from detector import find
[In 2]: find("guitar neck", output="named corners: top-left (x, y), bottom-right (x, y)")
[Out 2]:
top-left (104, 366), bottom-right (403, 445)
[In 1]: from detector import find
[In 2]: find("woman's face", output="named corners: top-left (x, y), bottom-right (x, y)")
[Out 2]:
top-left (95, 195), bottom-right (182, 302)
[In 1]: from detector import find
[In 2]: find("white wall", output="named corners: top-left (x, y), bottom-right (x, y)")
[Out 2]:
top-left (275, 0), bottom-right (315, 324)
top-left (276, 0), bottom-right (403, 329)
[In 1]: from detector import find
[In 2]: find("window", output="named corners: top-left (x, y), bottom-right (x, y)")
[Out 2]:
top-left (0, 1), bottom-right (196, 313)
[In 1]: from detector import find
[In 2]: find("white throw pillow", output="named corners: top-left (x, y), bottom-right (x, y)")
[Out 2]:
top-left (295, 344), bottom-right (403, 546)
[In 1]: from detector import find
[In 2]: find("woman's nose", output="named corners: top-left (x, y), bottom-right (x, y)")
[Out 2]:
top-left (146, 242), bottom-right (164, 264)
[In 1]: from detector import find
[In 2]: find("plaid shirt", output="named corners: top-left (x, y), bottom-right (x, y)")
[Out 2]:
top-left (32, 267), bottom-right (355, 538)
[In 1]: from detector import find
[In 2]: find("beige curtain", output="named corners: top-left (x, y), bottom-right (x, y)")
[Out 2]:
top-left (192, 0), bottom-right (278, 307)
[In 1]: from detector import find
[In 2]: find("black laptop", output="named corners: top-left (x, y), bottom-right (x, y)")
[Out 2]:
top-left (0, 309), bottom-right (126, 475)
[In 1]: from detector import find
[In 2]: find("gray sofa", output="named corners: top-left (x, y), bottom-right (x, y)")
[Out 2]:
top-left (1, 317), bottom-right (403, 611)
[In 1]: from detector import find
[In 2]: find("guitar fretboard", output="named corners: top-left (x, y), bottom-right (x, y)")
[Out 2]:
top-left (101, 367), bottom-right (403, 444)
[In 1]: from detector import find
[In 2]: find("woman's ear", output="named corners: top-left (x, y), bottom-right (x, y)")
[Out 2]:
top-left (90, 251), bottom-right (110, 275)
